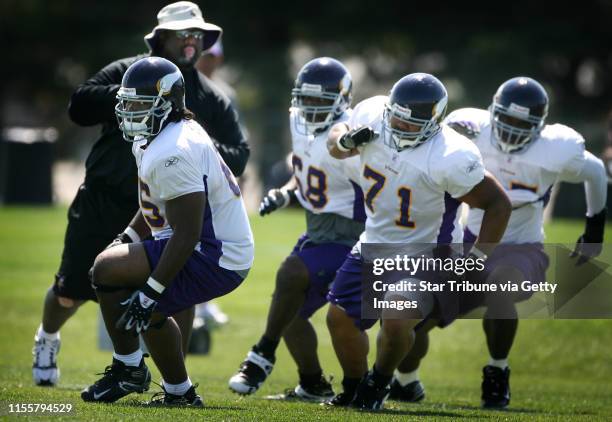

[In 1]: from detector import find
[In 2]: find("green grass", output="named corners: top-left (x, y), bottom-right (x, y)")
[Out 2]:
top-left (1, 206), bottom-right (612, 420)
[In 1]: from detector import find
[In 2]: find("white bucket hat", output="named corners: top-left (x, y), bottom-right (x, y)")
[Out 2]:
top-left (144, 1), bottom-right (222, 52)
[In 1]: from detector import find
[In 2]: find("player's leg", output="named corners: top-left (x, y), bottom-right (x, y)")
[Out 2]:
top-left (229, 251), bottom-right (310, 395)
top-left (81, 242), bottom-right (152, 403)
top-left (172, 305), bottom-right (195, 356)
top-left (389, 318), bottom-right (438, 402)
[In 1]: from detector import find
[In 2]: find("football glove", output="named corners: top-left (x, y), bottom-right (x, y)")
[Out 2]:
top-left (105, 232), bottom-right (134, 251)
top-left (447, 120), bottom-right (480, 139)
top-left (337, 126), bottom-right (377, 151)
top-left (570, 208), bottom-right (606, 265)
top-left (259, 188), bottom-right (296, 216)
top-left (116, 289), bottom-right (158, 335)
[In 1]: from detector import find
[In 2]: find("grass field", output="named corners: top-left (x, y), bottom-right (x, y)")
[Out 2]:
top-left (1, 206), bottom-right (612, 421)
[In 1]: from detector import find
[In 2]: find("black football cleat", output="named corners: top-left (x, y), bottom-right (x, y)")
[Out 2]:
top-left (228, 348), bottom-right (274, 395)
top-left (147, 384), bottom-right (203, 407)
top-left (388, 379), bottom-right (425, 402)
top-left (481, 365), bottom-right (510, 409)
top-left (81, 356), bottom-right (151, 403)
top-left (324, 391), bottom-right (355, 407)
top-left (349, 372), bottom-right (391, 411)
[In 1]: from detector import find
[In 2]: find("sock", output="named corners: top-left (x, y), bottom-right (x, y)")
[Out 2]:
top-left (488, 357), bottom-right (509, 370)
top-left (254, 336), bottom-right (279, 361)
top-left (394, 369), bottom-right (419, 386)
top-left (37, 324), bottom-right (60, 341)
top-left (113, 349), bottom-right (143, 367)
top-left (342, 376), bottom-right (361, 395)
top-left (299, 370), bottom-right (323, 387)
top-left (163, 378), bottom-right (192, 396)
top-left (371, 365), bottom-right (392, 389)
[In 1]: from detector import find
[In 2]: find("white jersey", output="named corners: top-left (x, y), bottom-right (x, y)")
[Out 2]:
top-left (445, 107), bottom-right (587, 243)
top-left (349, 96), bottom-right (485, 248)
top-left (289, 109), bottom-right (365, 221)
top-left (132, 119), bottom-right (254, 271)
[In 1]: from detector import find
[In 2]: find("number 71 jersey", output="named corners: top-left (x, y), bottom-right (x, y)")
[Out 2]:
top-left (290, 109), bottom-right (366, 222)
top-left (351, 96), bottom-right (485, 244)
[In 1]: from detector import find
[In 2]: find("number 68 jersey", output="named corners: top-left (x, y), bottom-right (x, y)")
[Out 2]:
top-left (290, 108), bottom-right (365, 222)
top-left (132, 119), bottom-right (254, 271)
top-left (349, 96), bottom-right (486, 246)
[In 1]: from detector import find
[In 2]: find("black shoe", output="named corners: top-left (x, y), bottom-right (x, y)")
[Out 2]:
top-left (228, 348), bottom-right (274, 395)
top-left (324, 391), bottom-right (355, 407)
top-left (481, 365), bottom-right (510, 409)
top-left (349, 372), bottom-right (390, 411)
top-left (388, 379), bottom-right (425, 402)
top-left (81, 356), bottom-right (151, 403)
top-left (147, 384), bottom-right (203, 407)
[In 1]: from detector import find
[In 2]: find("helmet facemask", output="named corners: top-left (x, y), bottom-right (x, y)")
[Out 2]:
top-left (291, 83), bottom-right (348, 136)
top-left (490, 101), bottom-right (547, 153)
top-left (383, 98), bottom-right (447, 151)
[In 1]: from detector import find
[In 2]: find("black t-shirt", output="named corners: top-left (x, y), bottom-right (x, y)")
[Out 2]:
top-left (68, 54), bottom-right (249, 201)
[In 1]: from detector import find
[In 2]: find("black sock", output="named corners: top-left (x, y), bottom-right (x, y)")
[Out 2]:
top-left (299, 370), bottom-right (323, 387)
top-left (342, 376), bottom-right (361, 395)
top-left (254, 336), bottom-right (279, 361)
top-left (371, 365), bottom-right (392, 389)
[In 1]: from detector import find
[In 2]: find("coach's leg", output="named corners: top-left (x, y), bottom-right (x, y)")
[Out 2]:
top-left (41, 288), bottom-right (85, 333)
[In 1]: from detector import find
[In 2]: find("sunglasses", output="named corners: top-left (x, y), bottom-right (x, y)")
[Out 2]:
top-left (175, 29), bottom-right (204, 40)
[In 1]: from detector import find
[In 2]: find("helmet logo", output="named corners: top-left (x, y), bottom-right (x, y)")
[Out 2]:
top-left (508, 103), bottom-right (530, 118)
top-left (156, 71), bottom-right (182, 95)
top-left (432, 97), bottom-right (448, 118)
top-left (340, 73), bottom-right (351, 94)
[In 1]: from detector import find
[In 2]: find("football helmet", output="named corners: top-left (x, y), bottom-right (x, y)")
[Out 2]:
top-left (115, 56), bottom-right (186, 142)
top-left (383, 73), bottom-right (448, 150)
top-left (490, 76), bottom-right (548, 153)
top-left (291, 57), bottom-right (352, 135)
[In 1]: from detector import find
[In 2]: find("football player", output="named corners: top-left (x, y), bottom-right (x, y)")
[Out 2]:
top-left (325, 73), bottom-right (512, 410)
top-left (392, 76), bottom-right (607, 408)
top-left (229, 57), bottom-right (364, 402)
top-left (81, 57), bottom-right (253, 406)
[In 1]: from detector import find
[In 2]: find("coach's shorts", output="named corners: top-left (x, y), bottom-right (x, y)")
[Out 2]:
top-left (53, 184), bottom-right (138, 301)
top-left (143, 238), bottom-right (247, 316)
top-left (290, 234), bottom-right (353, 319)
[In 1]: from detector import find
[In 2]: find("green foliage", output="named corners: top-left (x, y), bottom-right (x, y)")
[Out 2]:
top-left (0, 207), bottom-right (611, 420)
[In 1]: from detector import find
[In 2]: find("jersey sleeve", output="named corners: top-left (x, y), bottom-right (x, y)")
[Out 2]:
top-left (151, 148), bottom-right (205, 201)
top-left (556, 128), bottom-right (587, 180)
top-left (443, 108), bottom-right (490, 140)
top-left (434, 143), bottom-right (485, 198)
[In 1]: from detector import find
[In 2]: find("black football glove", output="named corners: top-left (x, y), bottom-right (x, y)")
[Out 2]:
top-left (116, 290), bottom-right (158, 335)
top-left (447, 120), bottom-right (480, 139)
top-left (259, 188), bottom-right (296, 216)
top-left (105, 231), bottom-right (134, 251)
top-left (338, 126), bottom-right (378, 150)
top-left (570, 208), bottom-right (606, 266)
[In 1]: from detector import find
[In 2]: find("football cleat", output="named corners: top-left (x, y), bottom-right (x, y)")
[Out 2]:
top-left (32, 333), bottom-right (61, 386)
top-left (81, 356), bottom-right (151, 403)
top-left (324, 391), bottom-right (355, 407)
top-left (228, 349), bottom-right (274, 395)
top-left (388, 379), bottom-right (426, 402)
top-left (349, 372), bottom-right (391, 411)
top-left (147, 384), bottom-right (203, 407)
top-left (481, 365), bottom-right (511, 409)
top-left (266, 376), bottom-right (334, 402)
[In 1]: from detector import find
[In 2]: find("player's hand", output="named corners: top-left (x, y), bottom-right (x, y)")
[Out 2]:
top-left (338, 126), bottom-right (377, 150)
top-left (116, 290), bottom-right (157, 335)
top-left (259, 189), bottom-right (294, 216)
top-left (570, 208), bottom-right (606, 266)
top-left (105, 232), bottom-right (133, 251)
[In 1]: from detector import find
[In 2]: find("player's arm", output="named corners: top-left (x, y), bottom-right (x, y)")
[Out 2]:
top-left (106, 211), bottom-right (152, 250)
top-left (559, 150), bottom-right (607, 263)
top-left (150, 191), bottom-right (205, 286)
top-left (327, 123), bottom-right (376, 159)
top-left (458, 172), bottom-right (512, 255)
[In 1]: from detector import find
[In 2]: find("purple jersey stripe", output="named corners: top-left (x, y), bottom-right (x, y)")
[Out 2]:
top-left (350, 180), bottom-right (366, 223)
top-left (436, 192), bottom-right (461, 244)
top-left (200, 175), bottom-right (223, 265)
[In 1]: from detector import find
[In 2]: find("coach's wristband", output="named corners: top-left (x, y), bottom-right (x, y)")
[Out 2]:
top-left (124, 226), bottom-right (141, 243)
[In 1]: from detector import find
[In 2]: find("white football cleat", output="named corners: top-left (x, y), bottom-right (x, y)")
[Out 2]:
top-left (32, 332), bottom-right (61, 386)
top-left (229, 350), bottom-right (274, 395)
